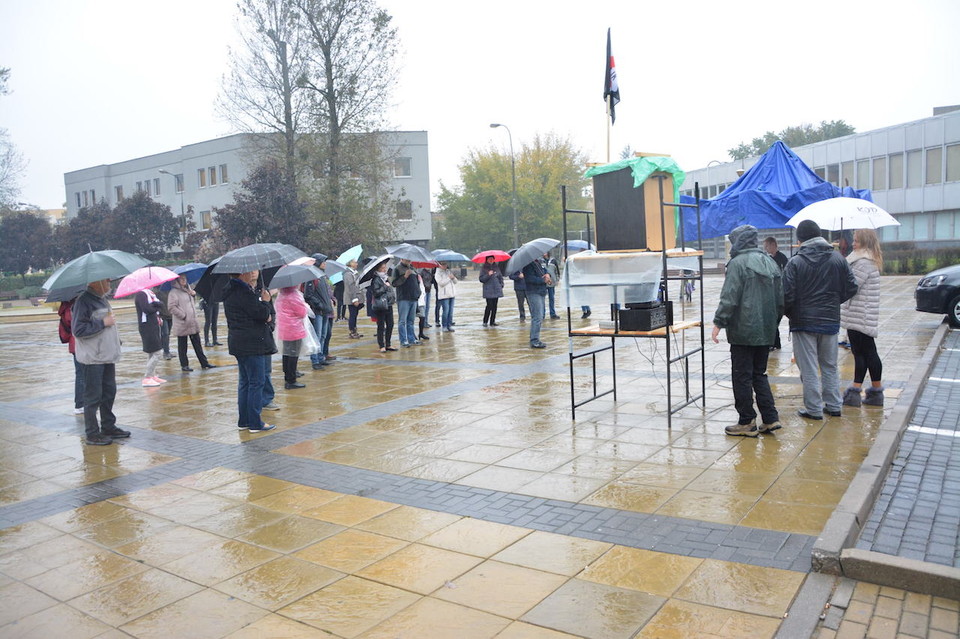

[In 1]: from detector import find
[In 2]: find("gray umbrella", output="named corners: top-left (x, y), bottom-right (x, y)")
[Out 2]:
top-left (212, 243), bottom-right (307, 274)
top-left (505, 237), bottom-right (561, 275)
top-left (322, 259), bottom-right (348, 278)
top-left (44, 284), bottom-right (88, 303)
top-left (385, 243), bottom-right (436, 263)
top-left (266, 264), bottom-right (324, 289)
top-left (43, 249), bottom-right (150, 291)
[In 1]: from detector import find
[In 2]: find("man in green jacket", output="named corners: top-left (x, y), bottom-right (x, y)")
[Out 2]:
top-left (712, 225), bottom-right (784, 437)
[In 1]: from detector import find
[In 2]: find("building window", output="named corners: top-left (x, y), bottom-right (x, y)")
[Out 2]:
top-left (175, 174), bottom-right (184, 193)
top-left (906, 150), bottom-right (922, 188)
top-left (208, 167), bottom-right (217, 186)
top-left (946, 144), bottom-right (960, 183)
top-left (841, 162), bottom-right (854, 188)
top-left (897, 215), bottom-right (914, 240)
top-left (83, 191), bottom-right (89, 207)
top-left (136, 181), bottom-right (143, 193)
top-left (872, 157), bottom-right (887, 191)
top-left (115, 185), bottom-right (124, 201)
top-left (396, 200), bottom-right (413, 220)
top-left (75, 192), bottom-right (81, 208)
top-left (926, 147), bottom-right (943, 185)
top-left (154, 178), bottom-right (161, 195)
top-left (888, 153), bottom-right (903, 190)
top-left (200, 211), bottom-right (212, 230)
top-left (856, 160), bottom-right (870, 189)
top-left (826, 164), bottom-right (839, 186)
top-left (394, 157), bottom-right (412, 177)
top-left (198, 168), bottom-right (207, 188)
top-left (219, 164), bottom-right (229, 183)
top-left (934, 212), bottom-right (954, 240)
top-left (90, 189), bottom-right (95, 203)
top-left (814, 167), bottom-right (825, 180)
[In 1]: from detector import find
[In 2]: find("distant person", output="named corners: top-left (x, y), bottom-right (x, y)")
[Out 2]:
top-left (57, 298), bottom-right (85, 415)
top-left (509, 268), bottom-right (528, 321)
top-left (369, 260), bottom-right (397, 352)
top-left (334, 277), bottom-right (346, 321)
top-left (221, 270), bottom-right (277, 432)
top-left (168, 274), bottom-right (216, 372)
top-left (841, 229), bottom-right (885, 407)
top-left (479, 255), bottom-right (504, 326)
top-left (304, 254), bottom-right (335, 369)
top-left (416, 271), bottom-right (430, 341)
top-left (276, 284), bottom-right (309, 390)
top-left (135, 288), bottom-right (166, 387)
top-left (72, 279), bottom-right (129, 445)
top-left (419, 266), bottom-right (435, 329)
top-left (156, 287), bottom-right (174, 359)
top-left (784, 220), bottom-right (858, 420)
top-left (521, 255), bottom-right (551, 348)
top-left (435, 261), bottom-right (458, 332)
top-left (712, 225), bottom-right (784, 437)
top-left (201, 294), bottom-right (222, 348)
top-left (343, 259), bottom-right (364, 339)
top-left (763, 236), bottom-right (788, 350)
top-left (392, 257), bottom-right (421, 347)
top-left (544, 252), bottom-right (561, 319)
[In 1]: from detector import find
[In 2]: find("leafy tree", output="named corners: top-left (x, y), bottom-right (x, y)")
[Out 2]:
top-left (212, 159), bottom-right (311, 250)
top-left (0, 68), bottom-right (27, 208)
top-left (437, 133), bottom-right (589, 252)
top-left (52, 200), bottom-right (112, 262)
top-left (0, 211), bottom-right (53, 281)
top-left (107, 191), bottom-right (182, 260)
top-left (728, 120), bottom-right (856, 160)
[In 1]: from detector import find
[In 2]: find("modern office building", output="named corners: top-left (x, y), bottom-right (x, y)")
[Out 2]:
top-left (681, 107), bottom-right (960, 250)
top-left (63, 131), bottom-right (432, 246)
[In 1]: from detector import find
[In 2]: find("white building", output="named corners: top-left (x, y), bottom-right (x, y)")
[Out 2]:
top-left (682, 107), bottom-right (960, 249)
top-left (63, 131), bottom-right (432, 245)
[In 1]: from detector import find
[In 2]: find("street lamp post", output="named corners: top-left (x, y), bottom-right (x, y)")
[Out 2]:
top-left (489, 123), bottom-right (519, 247)
top-left (158, 169), bottom-right (186, 246)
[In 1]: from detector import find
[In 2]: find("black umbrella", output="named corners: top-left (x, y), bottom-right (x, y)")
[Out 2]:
top-left (357, 254), bottom-right (392, 284)
top-left (193, 257), bottom-right (228, 303)
top-left (212, 243), bottom-right (307, 274)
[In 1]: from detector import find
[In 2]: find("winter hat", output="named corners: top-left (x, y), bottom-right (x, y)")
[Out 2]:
top-left (796, 220), bottom-right (821, 243)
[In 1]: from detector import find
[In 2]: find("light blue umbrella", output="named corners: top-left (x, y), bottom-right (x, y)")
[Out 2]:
top-left (329, 244), bottom-right (362, 284)
top-left (432, 250), bottom-right (470, 262)
top-left (565, 240), bottom-right (596, 251)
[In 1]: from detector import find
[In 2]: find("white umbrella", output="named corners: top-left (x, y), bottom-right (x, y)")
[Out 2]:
top-left (786, 197), bottom-right (900, 231)
top-left (505, 238), bottom-right (561, 275)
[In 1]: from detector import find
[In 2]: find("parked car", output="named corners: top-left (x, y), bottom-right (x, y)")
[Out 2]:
top-left (915, 263), bottom-right (960, 327)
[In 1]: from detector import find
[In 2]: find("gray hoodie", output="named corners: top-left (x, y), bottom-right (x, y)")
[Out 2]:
top-left (72, 288), bottom-right (122, 365)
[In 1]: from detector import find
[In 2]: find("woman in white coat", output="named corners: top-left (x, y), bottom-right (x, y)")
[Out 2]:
top-left (435, 262), bottom-right (458, 332)
top-left (840, 228), bottom-right (884, 407)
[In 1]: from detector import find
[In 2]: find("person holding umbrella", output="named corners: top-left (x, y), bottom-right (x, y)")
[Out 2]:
top-left (135, 288), bottom-right (166, 387)
top-left (304, 253), bottom-right (335, 369)
top-left (392, 257), bottom-right (421, 347)
top-left (521, 256), bottom-right (551, 348)
top-left (435, 261), bottom-right (458, 332)
top-left (72, 279), bottom-right (129, 445)
top-left (479, 255), bottom-right (504, 326)
top-left (275, 284), bottom-right (309, 390)
top-left (343, 259), bottom-right (364, 339)
top-left (57, 297), bottom-right (85, 415)
top-left (168, 274), bottom-right (217, 372)
top-left (367, 259), bottom-right (397, 352)
top-left (221, 270), bottom-right (278, 432)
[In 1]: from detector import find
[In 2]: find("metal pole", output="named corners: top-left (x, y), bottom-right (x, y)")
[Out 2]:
top-left (490, 123), bottom-right (519, 247)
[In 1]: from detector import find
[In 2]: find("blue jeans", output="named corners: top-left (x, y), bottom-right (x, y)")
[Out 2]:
top-left (527, 292), bottom-right (546, 344)
top-left (547, 286), bottom-right (557, 317)
top-left (311, 315), bottom-right (329, 364)
top-left (262, 355), bottom-right (275, 407)
top-left (321, 316), bottom-right (332, 358)
top-left (397, 300), bottom-right (417, 344)
top-left (438, 298), bottom-right (454, 329)
top-left (423, 291), bottom-right (432, 326)
top-left (237, 354), bottom-right (267, 429)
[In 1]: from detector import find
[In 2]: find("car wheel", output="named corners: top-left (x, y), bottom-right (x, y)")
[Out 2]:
top-left (949, 295), bottom-right (960, 329)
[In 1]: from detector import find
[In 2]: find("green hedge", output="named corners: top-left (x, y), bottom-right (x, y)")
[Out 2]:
top-left (0, 273), bottom-right (50, 292)
top-left (882, 243), bottom-right (960, 275)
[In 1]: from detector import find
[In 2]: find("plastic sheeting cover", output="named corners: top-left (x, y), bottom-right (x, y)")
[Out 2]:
top-left (559, 249), bottom-right (700, 308)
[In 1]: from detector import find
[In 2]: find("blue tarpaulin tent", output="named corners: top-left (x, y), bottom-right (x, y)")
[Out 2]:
top-left (681, 141), bottom-right (871, 241)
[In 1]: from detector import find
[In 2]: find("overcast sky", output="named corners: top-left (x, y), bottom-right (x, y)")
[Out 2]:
top-left (2, 0), bottom-right (958, 210)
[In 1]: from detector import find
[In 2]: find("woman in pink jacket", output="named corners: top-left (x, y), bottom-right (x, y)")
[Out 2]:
top-left (276, 285), bottom-right (309, 389)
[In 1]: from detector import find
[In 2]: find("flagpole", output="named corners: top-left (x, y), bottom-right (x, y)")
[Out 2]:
top-left (606, 96), bottom-right (612, 163)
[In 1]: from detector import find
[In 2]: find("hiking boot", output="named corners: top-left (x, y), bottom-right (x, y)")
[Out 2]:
top-left (863, 387), bottom-right (885, 407)
top-left (842, 387), bottom-right (862, 407)
top-left (103, 428), bottom-right (131, 439)
top-left (85, 435), bottom-right (113, 446)
top-left (797, 410), bottom-right (823, 420)
top-left (759, 421), bottom-right (782, 434)
top-left (725, 423), bottom-right (759, 437)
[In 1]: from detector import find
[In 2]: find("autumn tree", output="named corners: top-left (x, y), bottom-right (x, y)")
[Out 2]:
top-left (52, 200), bottom-right (112, 262)
top-left (728, 120), bottom-right (856, 160)
top-left (0, 68), bottom-right (27, 208)
top-left (437, 133), bottom-right (590, 252)
top-left (107, 191), bottom-right (182, 260)
top-left (0, 210), bottom-right (53, 281)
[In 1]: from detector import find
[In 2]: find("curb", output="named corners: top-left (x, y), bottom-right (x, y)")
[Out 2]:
top-left (811, 319), bottom-right (953, 591)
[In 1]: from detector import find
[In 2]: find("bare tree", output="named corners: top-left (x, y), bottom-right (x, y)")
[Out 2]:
top-left (0, 68), bottom-right (27, 207)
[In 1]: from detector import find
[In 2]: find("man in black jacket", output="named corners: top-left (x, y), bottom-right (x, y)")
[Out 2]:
top-left (222, 271), bottom-right (278, 432)
top-left (784, 220), bottom-right (858, 420)
top-left (304, 253), bottom-right (335, 369)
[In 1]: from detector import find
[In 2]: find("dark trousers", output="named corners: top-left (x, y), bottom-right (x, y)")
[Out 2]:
top-left (848, 329), bottom-right (882, 384)
top-left (348, 304), bottom-right (361, 333)
top-left (161, 317), bottom-right (172, 355)
top-left (203, 302), bottom-right (219, 344)
top-left (73, 353), bottom-right (86, 409)
top-left (484, 298), bottom-right (499, 324)
top-left (178, 333), bottom-right (210, 368)
top-left (236, 354), bottom-right (266, 429)
top-left (282, 355), bottom-right (300, 384)
top-left (730, 344), bottom-right (778, 425)
top-left (82, 363), bottom-right (117, 438)
top-left (515, 289), bottom-right (528, 318)
top-left (374, 308), bottom-right (394, 348)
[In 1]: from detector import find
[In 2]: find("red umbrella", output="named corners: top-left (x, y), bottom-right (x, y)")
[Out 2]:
top-left (114, 266), bottom-right (179, 298)
top-left (471, 250), bottom-right (511, 264)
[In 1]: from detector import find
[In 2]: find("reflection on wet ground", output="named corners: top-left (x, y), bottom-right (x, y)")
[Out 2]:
top-left (0, 275), bottom-right (943, 637)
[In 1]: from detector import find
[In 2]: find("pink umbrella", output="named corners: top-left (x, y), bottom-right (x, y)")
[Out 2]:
top-left (114, 266), bottom-right (179, 298)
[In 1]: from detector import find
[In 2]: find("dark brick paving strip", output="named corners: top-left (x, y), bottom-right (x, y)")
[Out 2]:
top-left (856, 329), bottom-right (960, 567)
top-left (0, 351), bottom-right (816, 571)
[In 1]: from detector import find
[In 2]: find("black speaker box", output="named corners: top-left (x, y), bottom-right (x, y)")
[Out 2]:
top-left (591, 166), bottom-right (676, 251)
top-left (618, 302), bottom-right (671, 331)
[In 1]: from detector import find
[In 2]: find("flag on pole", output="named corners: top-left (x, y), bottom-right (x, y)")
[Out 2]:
top-left (604, 28), bottom-right (620, 124)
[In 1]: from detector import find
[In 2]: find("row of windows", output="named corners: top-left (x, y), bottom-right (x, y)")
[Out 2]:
top-left (880, 210), bottom-right (960, 242)
top-left (814, 144), bottom-right (960, 190)
top-left (74, 189), bottom-right (97, 208)
top-left (197, 165), bottom-right (229, 188)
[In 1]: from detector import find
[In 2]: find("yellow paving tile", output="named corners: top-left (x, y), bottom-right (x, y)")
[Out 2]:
top-left (71, 508), bottom-right (175, 548)
top-left (207, 475), bottom-right (297, 501)
top-left (446, 443), bottom-right (521, 464)
top-left (741, 499), bottom-right (835, 536)
top-left (493, 530), bottom-right (612, 576)
top-left (0, 581), bottom-right (58, 627)
top-left (434, 560), bottom-right (567, 618)
top-left (683, 469), bottom-right (778, 498)
top-left (764, 478), bottom-right (850, 507)
top-left (294, 529), bottom-right (409, 573)
top-left (140, 492), bottom-right (243, 524)
top-left (458, 466), bottom-right (544, 492)
top-left (0, 521), bottom-right (63, 553)
top-left (68, 568), bottom-right (204, 627)
top-left (249, 485), bottom-right (341, 514)
top-left (405, 458), bottom-right (487, 482)
top-left (495, 621), bottom-right (584, 638)
top-left (171, 467), bottom-right (253, 490)
top-left (617, 463), bottom-right (705, 488)
top-left (357, 596), bottom-right (510, 638)
top-left (0, 603), bottom-right (111, 639)
top-left (278, 575), bottom-right (420, 637)
top-left (354, 505), bottom-right (462, 541)
top-left (25, 549), bottom-right (150, 600)
top-left (191, 503), bottom-right (288, 538)
top-left (673, 559), bottom-right (805, 618)
top-left (357, 543), bottom-right (483, 595)
top-left (583, 482), bottom-right (677, 512)
top-left (636, 599), bottom-right (780, 638)
top-left (656, 490), bottom-right (757, 526)
top-left (107, 483), bottom-right (201, 512)
top-left (119, 588), bottom-right (268, 639)
top-left (223, 613), bottom-right (335, 638)
top-left (301, 495), bottom-right (399, 526)
top-left (236, 514), bottom-right (345, 553)
top-left (160, 539), bottom-right (280, 586)
top-left (214, 556), bottom-right (343, 610)
top-left (0, 534), bottom-right (101, 579)
top-left (419, 517), bottom-right (532, 557)
top-left (517, 473), bottom-right (609, 501)
top-left (115, 525), bottom-right (226, 566)
top-left (579, 546), bottom-right (703, 597)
